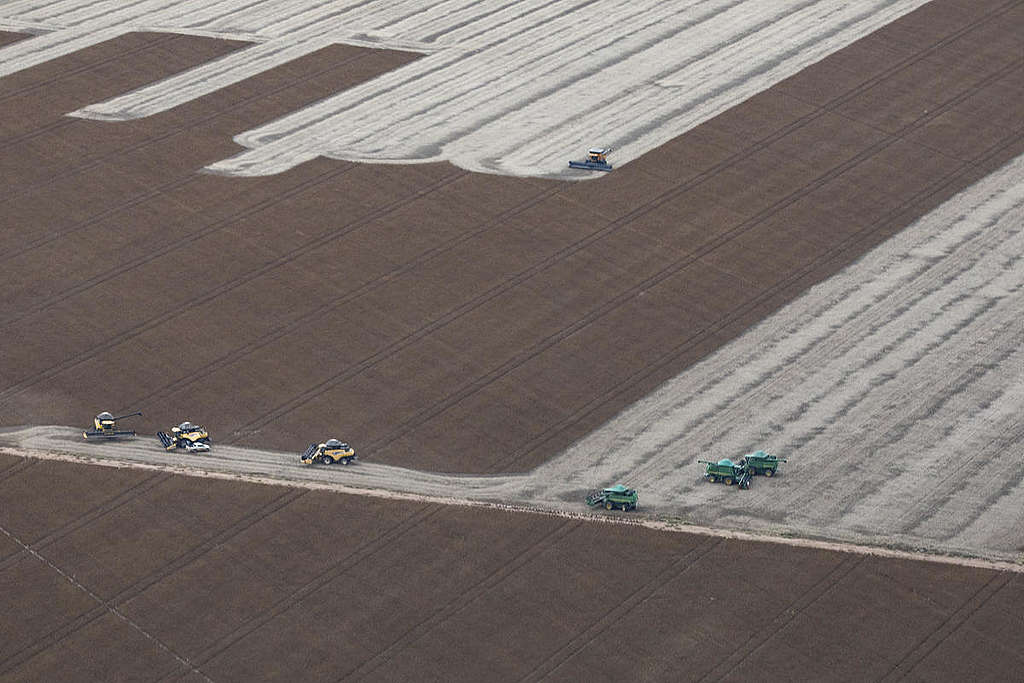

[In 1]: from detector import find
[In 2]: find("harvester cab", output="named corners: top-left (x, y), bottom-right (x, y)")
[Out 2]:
top-left (585, 484), bottom-right (638, 510)
top-left (157, 421), bottom-right (211, 453)
top-left (83, 411), bottom-right (141, 440)
top-left (698, 459), bottom-right (752, 489)
top-left (301, 438), bottom-right (356, 466)
top-left (738, 450), bottom-right (786, 477)
top-left (568, 146), bottom-right (613, 172)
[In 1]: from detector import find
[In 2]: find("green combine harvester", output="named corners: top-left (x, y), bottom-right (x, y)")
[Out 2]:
top-left (698, 459), bottom-right (752, 489)
top-left (585, 485), bottom-right (638, 511)
top-left (738, 450), bottom-right (787, 477)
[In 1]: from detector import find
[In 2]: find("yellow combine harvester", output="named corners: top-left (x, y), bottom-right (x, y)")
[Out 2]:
top-left (157, 421), bottom-right (211, 453)
top-left (301, 439), bottom-right (356, 465)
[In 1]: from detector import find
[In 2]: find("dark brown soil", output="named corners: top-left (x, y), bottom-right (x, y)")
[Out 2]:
top-left (1, 457), bottom-right (1021, 681)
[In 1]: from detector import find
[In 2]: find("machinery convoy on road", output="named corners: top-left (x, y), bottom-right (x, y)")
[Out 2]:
top-left (83, 411), bottom-right (355, 468)
top-left (82, 411), bottom-right (142, 441)
top-left (157, 421), bottom-right (212, 453)
top-left (81, 410), bottom-right (783, 505)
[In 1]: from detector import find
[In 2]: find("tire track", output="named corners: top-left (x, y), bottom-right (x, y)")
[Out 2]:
top-left (0, 519), bottom-right (207, 681)
top-left (0, 454), bottom-right (35, 483)
top-left (0, 470), bottom-right (169, 574)
top-left (0, 31), bottom-right (181, 106)
top-left (235, 6), bottom-right (1021, 455)
top-left (518, 535), bottom-right (724, 683)
top-left (340, 517), bottom-right (586, 681)
top-left (504, 122), bottom-right (1023, 475)
top-left (657, 184), bottom-right (1024, 507)
top-left (0, 486), bottom-right (307, 678)
top-left (4, 0), bottom-right (1012, 438)
top-left (760, 239), bottom-right (1024, 522)
top-left (620, 156), bottom-right (1023, 524)
top-left (700, 554), bottom-right (866, 682)
top-left (129, 183), bottom-right (562, 416)
top-left (0, 164), bottom-right (474, 406)
top-left (168, 503), bottom-right (448, 680)
top-left (904, 415), bottom-right (1024, 540)
top-left (878, 571), bottom-right (1013, 682)
top-left (0, 159), bottom-right (361, 334)
top-left (0, 160), bottom-right (363, 397)
top-left (0, 46), bottom-right (396, 265)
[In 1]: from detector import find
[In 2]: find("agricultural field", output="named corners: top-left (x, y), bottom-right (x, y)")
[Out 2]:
top-left (1, 0), bottom-right (1023, 680)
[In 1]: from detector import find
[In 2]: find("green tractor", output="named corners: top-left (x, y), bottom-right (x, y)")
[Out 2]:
top-left (585, 485), bottom-right (638, 511)
top-left (698, 459), bottom-right (752, 489)
top-left (738, 450), bottom-right (787, 477)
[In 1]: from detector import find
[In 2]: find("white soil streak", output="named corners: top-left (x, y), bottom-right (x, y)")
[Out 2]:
top-left (0, 1), bottom-right (929, 178)
top-left (4, 156), bottom-right (1024, 566)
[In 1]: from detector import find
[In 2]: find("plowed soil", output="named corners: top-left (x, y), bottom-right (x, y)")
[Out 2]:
top-left (2, 1), bottom-right (1024, 681)
top-left (2, 456), bottom-right (1022, 682)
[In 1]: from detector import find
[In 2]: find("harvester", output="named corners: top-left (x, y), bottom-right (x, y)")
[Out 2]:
top-left (585, 484), bottom-right (638, 511)
top-left (738, 450), bottom-right (786, 477)
top-left (301, 439), bottom-right (356, 466)
top-left (698, 459), bottom-right (752, 489)
top-left (568, 147), bottom-right (613, 172)
top-left (83, 411), bottom-right (141, 441)
top-left (157, 422), bottom-right (211, 453)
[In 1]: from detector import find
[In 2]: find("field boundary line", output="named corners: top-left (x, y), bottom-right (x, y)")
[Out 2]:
top-left (4, 446), bottom-right (1023, 574)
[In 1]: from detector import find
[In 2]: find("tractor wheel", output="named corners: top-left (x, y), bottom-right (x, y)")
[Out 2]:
top-left (708, 475), bottom-right (717, 483)
top-left (724, 477), bottom-right (733, 486)
top-left (322, 455), bottom-right (334, 465)
top-left (764, 469), bottom-right (774, 477)
top-left (605, 501), bottom-right (613, 510)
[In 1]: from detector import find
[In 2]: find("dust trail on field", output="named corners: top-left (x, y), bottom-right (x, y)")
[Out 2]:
top-left (3, 155), bottom-right (1023, 562)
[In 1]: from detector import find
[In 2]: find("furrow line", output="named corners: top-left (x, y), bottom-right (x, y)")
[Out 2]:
top-left (340, 517), bottom-right (585, 681)
top-left (700, 554), bottom-right (866, 681)
top-left (521, 535), bottom-right (724, 682)
top-left (0, 471), bottom-right (170, 574)
top-left (178, 503), bottom-right (447, 676)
